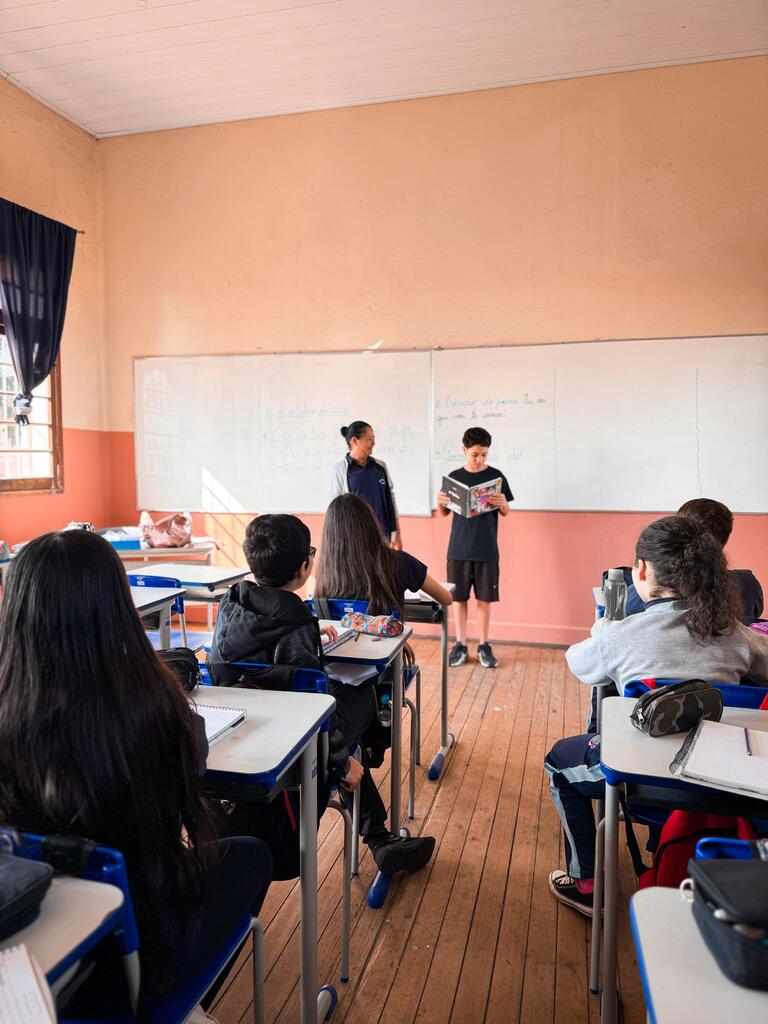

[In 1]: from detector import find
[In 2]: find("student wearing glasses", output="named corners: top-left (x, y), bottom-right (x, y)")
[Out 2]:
top-left (209, 514), bottom-right (434, 877)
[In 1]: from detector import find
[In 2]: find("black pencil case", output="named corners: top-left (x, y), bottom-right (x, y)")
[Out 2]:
top-left (0, 851), bottom-right (53, 940)
top-left (630, 679), bottom-right (723, 737)
top-left (688, 857), bottom-right (768, 990)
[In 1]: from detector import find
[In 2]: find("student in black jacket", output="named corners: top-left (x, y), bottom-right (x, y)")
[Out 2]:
top-left (209, 514), bottom-right (434, 877)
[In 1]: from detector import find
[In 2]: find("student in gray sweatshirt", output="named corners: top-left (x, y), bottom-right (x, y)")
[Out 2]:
top-left (545, 515), bottom-right (768, 917)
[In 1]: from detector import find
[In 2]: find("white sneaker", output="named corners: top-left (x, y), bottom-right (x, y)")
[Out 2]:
top-left (186, 1007), bottom-right (219, 1024)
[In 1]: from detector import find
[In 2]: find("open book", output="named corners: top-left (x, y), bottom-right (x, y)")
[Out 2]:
top-left (441, 475), bottom-right (502, 518)
top-left (670, 719), bottom-right (768, 799)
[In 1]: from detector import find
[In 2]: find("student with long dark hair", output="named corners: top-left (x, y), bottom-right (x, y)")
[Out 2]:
top-left (327, 420), bottom-right (403, 549)
top-left (0, 531), bottom-right (272, 1018)
top-left (315, 493), bottom-right (453, 615)
top-left (544, 515), bottom-right (768, 916)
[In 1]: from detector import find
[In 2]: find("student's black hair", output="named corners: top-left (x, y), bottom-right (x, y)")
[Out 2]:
top-left (462, 427), bottom-right (492, 448)
top-left (677, 498), bottom-right (733, 548)
top-left (635, 515), bottom-right (741, 641)
top-left (315, 494), bottom-right (405, 617)
top-left (0, 531), bottom-right (218, 1005)
top-left (242, 514), bottom-right (313, 587)
top-left (340, 421), bottom-right (371, 446)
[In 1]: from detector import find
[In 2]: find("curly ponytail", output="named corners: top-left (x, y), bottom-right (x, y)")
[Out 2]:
top-left (635, 515), bottom-right (741, 642)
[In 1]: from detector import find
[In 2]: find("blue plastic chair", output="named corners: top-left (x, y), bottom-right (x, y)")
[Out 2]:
top-left (0, 830), bottom-right (140, 1012)
top-left (127, 574), bottom-right (188, 649)
top-left (623, 677), bottom-right (768, 709)
top-left (1, 830), bottom-right (266, 1024)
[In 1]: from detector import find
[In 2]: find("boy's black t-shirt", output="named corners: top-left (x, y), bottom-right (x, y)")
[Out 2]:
top-left (446, 466), bottom-right (513, 563)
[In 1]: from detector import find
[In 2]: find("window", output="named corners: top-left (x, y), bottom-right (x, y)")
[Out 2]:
top-left (0, 309), bottom-right (63, 493)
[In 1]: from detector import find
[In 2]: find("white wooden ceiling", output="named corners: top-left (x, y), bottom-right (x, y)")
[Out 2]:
top-left (1, 0), bottom-right (766, 138)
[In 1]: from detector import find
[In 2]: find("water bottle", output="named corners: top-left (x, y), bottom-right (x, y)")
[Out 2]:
top-left (604, 568), bottom-right (628, 621)
top-left (377, 693), bottom-right (392, 728)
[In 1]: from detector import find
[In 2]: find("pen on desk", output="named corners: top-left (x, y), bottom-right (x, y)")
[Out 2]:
top-left (744, 727), bottom-right (752, 756)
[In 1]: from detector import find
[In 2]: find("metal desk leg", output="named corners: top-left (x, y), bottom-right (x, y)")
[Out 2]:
top-left (602, 782), bottom-right (620, 1024)
top-left (590, 817), bottom-right (605, 994)
top-left (389, 650), bottom-right (403, 834)
top-left (300, 735), bottom-right (337, 1023)
top-left (429, 610), bottom-right (455, 781)
top-left (157, 602), bottom-right (172, 650)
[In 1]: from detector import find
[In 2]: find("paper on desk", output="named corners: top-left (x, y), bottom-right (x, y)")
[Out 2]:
top-left (0, 945), bottom-right (55, 1024)
top-left (404, 589), bottom-right (430, 601)
top-left (325, 662), bottom-right (379, 687)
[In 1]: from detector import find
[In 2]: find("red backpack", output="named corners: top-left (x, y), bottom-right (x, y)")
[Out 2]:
top-left (635, 811), bottom-right (758, 888)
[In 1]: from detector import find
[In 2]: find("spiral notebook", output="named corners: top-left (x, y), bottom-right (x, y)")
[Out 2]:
top-left (195, 704), bottom-right (246, 743)
top-left (670, 719), bottom-right (768, 799)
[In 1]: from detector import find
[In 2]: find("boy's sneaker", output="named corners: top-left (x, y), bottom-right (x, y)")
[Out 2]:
top-left (367, 831), bottom-right (436, 875)
top-left (477, 643), bottom-right (498, 668)
top-left (548, 870), bottom-right (594, 917)
top-left (448, 642), bottom-right (468, 667)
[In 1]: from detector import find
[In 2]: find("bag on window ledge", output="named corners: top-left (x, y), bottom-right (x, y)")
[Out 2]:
top-left (139, 510), bottom-right (192, 549)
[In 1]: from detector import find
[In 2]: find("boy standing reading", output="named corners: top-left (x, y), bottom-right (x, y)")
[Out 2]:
top-left (438, 428), bottom-right (513, 668)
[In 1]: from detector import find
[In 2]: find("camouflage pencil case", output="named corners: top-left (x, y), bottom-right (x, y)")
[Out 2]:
top-left (630, 679), bottom-right (723, 737)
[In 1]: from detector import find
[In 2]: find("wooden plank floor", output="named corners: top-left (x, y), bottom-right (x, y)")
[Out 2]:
top-left (211, 639), bottom-right (646, 1024)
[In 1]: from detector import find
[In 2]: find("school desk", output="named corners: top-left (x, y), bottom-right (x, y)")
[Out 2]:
top-left (404, 582), bottom-right (457, 781)
top-left (630, 887), bottom-right (768, 1024)
top-left (129, 584), bottom-right (185, 650)
top-left (598, 697), bottom-right (768, 1024)
top-left (116, 537), bottom-right (216, 566)
top-left (194, 684), bottom-right (338, 1024)
top-left (317, 621), bottom-right (413, 835)
top-left (127, 560), bottom-right (250, 630)
top-left (0, 877), bottom-right (124, 996)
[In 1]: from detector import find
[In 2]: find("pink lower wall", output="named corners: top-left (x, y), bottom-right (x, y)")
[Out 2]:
top-left (1, 429), bottom-right (113, 546)
top-left (106, 431), bottom-right (768, 645)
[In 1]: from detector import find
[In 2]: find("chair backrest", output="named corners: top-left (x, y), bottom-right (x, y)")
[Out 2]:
top-left (307, 596), bottom-right (402, 621)
top-left (0, 829), bottom-right (139, 954)
top-left (128, 574), bottom-right (184, 616)
top-left (230, 661), bottom-right (328, 694)
top-left (625, 677), bottom-right (768, 709)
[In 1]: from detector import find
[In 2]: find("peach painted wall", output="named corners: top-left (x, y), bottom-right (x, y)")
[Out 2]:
top-left (100, 57), bottom-right (768, 643)
top-left (0, 77), bottom-right (109, 542)
top-left (4, 59), bottom-right (768, 644)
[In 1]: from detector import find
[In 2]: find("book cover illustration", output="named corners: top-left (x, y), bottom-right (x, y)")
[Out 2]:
top-left (442, 475), bottom-right (502, 518)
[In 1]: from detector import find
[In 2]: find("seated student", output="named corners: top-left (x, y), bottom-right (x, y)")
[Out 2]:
top-left (0, 531), bottom-right (272, 1020)
top-left (545, 515), bottom-right (768, 916)
top-left (208, 513), bottom-right (435, 876)
top-left (314, 492), bottom-right (454, 616)
top-left (623, 498), bottom-right (764, 623)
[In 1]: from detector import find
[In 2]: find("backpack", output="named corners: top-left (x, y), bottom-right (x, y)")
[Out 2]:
top-left (626, 808), bottom-right (758, 889)
top-left (157, 647), bottom-right (202, 693)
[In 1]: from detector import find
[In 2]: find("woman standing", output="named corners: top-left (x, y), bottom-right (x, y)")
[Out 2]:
top-left (327, 420), bottom-right (402, 549)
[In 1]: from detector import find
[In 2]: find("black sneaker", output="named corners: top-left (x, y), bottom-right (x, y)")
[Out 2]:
top-left (477, 643), bottom-right (497, 668)
top-left (548, 870), bottom-right (594, 917)
top-left (367, 832), bottom-right (436, 875)
top-left (448, 642), bottom-right (468, 668)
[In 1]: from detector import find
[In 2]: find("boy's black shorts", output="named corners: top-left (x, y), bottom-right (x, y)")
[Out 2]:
top-left (447, 559), bottom-right (500, 603)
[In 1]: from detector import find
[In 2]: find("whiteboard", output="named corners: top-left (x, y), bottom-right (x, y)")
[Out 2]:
top-left (134, 351), bottom-right (433, 515)
top-left (434, 336), bottom-right (768, 513)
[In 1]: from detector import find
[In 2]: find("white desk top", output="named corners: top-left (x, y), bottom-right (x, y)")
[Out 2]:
top-left (127, 562), bottom-right (249, 589)
top-left (194, 685), bottom-right (336, 787)
top-left (318, 620), bottom-right (412, 666)
top-left (600, 697), bottom-right (768, 784)
top-left (116, 538), bottom-right (216, 559)
top-left (631, 888), bottom-right (768, 1023)
top-left (0, 877), bottom-right (124, 978)
top-left (130, 585), bottom-right (185, 615)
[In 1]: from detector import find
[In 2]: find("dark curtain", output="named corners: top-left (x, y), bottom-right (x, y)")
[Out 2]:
top-left (0, 197), bottom-right (76, 424)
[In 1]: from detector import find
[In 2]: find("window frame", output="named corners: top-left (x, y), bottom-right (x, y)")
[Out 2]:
top-left (0, 308), bottom-right (64, 494)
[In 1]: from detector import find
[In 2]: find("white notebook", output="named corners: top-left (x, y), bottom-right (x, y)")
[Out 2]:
top-left (0, 945), bottom-right (55, 1024)
top-left (321, 627), bottom-right (355, 653)
top-left (670, 719), bottom-right (768, 798)
top-left (195, 704), bottom-right (246, 743)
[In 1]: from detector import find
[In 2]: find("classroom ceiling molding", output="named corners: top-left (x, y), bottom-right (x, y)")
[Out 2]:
top-left (1, 0), bottom-right (767, 138)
